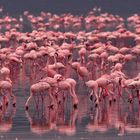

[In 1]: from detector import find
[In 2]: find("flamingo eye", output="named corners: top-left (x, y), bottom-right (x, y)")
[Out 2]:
top-left (57, 77), bottom-right (62, 82)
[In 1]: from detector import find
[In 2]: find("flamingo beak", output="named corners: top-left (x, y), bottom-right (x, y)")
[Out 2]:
top-left (60, 76), bottom-right (64, 80)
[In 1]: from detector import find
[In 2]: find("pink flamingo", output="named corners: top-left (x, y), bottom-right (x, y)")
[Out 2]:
top-left (25, 81), bottom-right (54, 110)
top-left (0, 67), bottom-right (11, 82)
top-left (70, 61), bottom-right (90, 81)
top-left (86, 80), bottom-right (99, 106)
top-left (54, 74), bottom-right (79, 109)
top-left (0, 80), bottom-right (16, 108)
top-left (78, 47), bottom-right (87, 65)
top-left (86, 76), bottom-right (112, 107)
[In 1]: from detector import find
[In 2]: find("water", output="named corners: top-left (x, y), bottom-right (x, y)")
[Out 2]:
top-left (1, 0), bottom-right (140, 17)
top-left (0, 61), bottom-right (139, 140)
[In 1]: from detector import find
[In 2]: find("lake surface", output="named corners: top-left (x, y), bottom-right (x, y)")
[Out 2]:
top-left (0, 61), bottom-right (139, 140)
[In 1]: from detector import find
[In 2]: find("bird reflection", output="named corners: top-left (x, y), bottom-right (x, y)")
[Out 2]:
top-left (123, 104), bottom-right (140, 135)
top-left (0, 107), bottom-right (16, 133)
top-left (25, 100), bottom-right (78, 136)
top-left (56, 103), bottom-right (78, 136)
top-left (87, 101), bottom-right (140, 136)
top-left (25, 98), bottom-right (140, 136)
top-left (86, 106), bottom-right (109, 133)
top-left (25, 107), bottom-right (57, 135)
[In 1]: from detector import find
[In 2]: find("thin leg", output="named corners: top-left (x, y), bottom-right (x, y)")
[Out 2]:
top-left (9, 88), bottom-right (16, 107)
top-left (33, 96), bottom-right (39, 110)
top-left (48, 88), bottom-right (55, 109)
top-left (25, 91), bottom-right (33, 110)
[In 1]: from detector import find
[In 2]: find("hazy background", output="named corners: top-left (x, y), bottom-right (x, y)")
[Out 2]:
top-left (0, 0), bottom-right (140, 17)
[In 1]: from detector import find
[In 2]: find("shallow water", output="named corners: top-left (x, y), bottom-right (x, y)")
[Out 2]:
top-left (0, 61), bottom-right (140, 140)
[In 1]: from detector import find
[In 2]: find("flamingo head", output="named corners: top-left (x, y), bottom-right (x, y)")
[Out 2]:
top-left (54, 52), bottom-right (58, 57)
top-left (107, 79), bottom-right (113, 85)
top-left (54, 74), bottom-right (64, 82)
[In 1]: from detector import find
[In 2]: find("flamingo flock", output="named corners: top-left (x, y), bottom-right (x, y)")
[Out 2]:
top-left (0, 7), bottom-right (140, 125)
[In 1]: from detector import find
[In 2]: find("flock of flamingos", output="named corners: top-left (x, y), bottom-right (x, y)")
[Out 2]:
top-left (1, 7), bottom-right (140, 135)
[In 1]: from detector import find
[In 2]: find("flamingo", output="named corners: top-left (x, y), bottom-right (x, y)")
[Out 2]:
top-left (0, 80), bottom-right (16, 108)
top-left (54, 74), bottom-right (79, 109)
top-left (25, 81), bottom-right (53, 110)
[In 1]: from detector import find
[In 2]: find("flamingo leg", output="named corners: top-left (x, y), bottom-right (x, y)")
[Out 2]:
top-left (33, 95), bottom-right (39, 110)
top-left (25, 91), bottom-right (33, 110)
top-left (41, 93), bottom-right (44, 115)
top-left (89, 90), bottom-right (94, 101)
top-left (9, 88), bottom-right (16, 107)
top-left (137, 90), bottom-right (140, 104)
top-left (68, 88), bottom-right (78, 108)
top-left (104, 87), bottom-right (112, 105)
top-left (48, 88), bottom-right (55, 108)
top-left (71, 85), bottom-right (78, 101)
top-left (99, 87), bottom-right (103, 99)
top-left (0, 96), bottom-right (3, 110)
top-left (125, 88), bottom-right (132, 103)
top-left (94, 86), bottom-right (99, 107)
